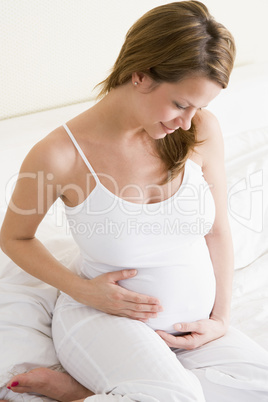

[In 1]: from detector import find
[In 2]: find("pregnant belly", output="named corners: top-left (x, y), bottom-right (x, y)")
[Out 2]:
top-left (80, 240), bottom-right (216, 334)
top-left (119, 247), bottom-right (216, 334)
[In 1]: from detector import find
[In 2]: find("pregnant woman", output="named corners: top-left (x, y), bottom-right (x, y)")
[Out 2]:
top-left (1, 1), bottom-right (268, 401)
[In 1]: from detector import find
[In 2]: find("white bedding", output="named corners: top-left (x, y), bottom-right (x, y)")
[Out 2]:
top-left (0, 63), bottom-right (268, 401)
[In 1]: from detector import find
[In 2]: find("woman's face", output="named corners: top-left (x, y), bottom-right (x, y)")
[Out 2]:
top-left (133, 74), bottom-right (222, 139)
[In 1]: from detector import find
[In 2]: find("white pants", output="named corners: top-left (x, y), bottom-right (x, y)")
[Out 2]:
top-left (52, 293), bottom-right (268, 402)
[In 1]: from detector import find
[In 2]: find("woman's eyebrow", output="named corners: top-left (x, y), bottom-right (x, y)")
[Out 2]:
top-left (178, 97), bottom-right (208, 109)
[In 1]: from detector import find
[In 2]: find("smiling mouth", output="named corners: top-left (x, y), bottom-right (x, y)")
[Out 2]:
top-left (161, 122), bottom-right (177, 134)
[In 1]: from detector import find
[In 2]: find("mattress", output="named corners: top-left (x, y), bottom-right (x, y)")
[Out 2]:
top-left (0, 62), bottom-right (268, 400)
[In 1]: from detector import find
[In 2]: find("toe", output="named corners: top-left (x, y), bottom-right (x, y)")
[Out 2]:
top-left (7, 374), bottom-right (31, 393)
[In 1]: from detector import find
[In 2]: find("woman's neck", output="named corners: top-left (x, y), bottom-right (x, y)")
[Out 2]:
top-left (92, 83), bottom-right (148, 144)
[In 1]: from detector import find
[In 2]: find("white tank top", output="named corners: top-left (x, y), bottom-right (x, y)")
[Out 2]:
top-left (63, 123), bottom-right (216, 333)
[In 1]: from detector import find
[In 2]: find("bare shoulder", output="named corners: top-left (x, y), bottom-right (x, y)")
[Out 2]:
top-left (21, 125), bottom-right (77, 181)
top-left (193, 109), bottom-right (224, 169)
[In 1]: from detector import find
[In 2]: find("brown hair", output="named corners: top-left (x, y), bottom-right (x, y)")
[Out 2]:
top-left (96, 1), bottom-right (236, 184)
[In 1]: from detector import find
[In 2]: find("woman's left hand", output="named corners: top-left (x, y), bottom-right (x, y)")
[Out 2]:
top-left (156, 317), bottom-right (228, 350)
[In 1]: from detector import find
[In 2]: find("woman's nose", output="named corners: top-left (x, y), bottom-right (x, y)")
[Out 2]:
top-left (179, 118), bottom-right (192, 131)
top-left (175, 108), bottom-right (196, 131)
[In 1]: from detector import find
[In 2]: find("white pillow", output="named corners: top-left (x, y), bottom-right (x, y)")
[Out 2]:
top-left (207, 62), bottom-right (268, 269)
top-left (225, 127), bottom-right (268, 269)
top-left (208, 62), bottom-right (268, 138)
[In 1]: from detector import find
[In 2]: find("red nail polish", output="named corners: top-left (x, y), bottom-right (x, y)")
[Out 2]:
top-left (11, 381), bottom-right (19, 387)
top-left (7, 386), bottom-right (11, 390)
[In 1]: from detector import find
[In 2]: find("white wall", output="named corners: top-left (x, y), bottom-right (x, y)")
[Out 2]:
top-left (1, 0), bottom-right (267, 120)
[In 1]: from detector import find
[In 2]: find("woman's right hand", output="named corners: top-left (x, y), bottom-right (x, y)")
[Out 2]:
top-left (73, 269), bottom-right (163, 321)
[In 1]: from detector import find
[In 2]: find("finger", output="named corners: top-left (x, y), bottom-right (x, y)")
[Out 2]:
top-left (128, 302), bottom-right (163, 313)
top-left (155, 331), bottom-right (179, 348)
top-left (118, 308), bottom-right (160, 320)
top-left (106, 270), bottom-right (161, 306)
top-left (156, 330), bottom-right (199, 349)
top-left (106, 269), bottom-right (137, 282)
top-left (174, 321), bottom-right (203, 334)
top-left (173, 333), bottom-right (202, 350)
top-left (157, 331), bottom-right (192, 349)
top-left (125, 310), bottom-right (160, 321)
top-left (107, 287), bottom-right (162, 312)
top-left (156, 330), bottom-right (176, 343)
top-left (122, 289), bottom-right (161, 307)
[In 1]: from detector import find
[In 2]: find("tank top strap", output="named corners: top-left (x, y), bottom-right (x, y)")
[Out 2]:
top-left (62, 123), bottom-right (100, 184)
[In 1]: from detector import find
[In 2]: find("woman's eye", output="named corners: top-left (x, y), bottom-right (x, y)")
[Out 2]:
top-left (174, 102), bottom-right (204, 111)
top-left (174, 102), bottom-right (186, 110)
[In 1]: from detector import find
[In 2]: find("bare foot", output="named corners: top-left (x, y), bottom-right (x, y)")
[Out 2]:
top-left (6, 367), bottom-right (94, 401)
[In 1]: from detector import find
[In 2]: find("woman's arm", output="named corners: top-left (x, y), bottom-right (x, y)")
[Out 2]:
top-left (0, 134), bottom-right (87, 296)
top-left (202, 110), bottom-right (234, 328)
top-left (156, 110), bottom-right (234, 349)
top-left (0, 131), bottom-right (161, 320)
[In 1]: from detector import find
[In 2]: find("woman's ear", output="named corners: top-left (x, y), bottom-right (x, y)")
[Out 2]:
top-left (132, 72), bottom-right (154, 92)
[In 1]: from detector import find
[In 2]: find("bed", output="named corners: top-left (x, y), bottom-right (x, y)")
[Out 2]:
top-left (0, 57), bottom-right (268, 401)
